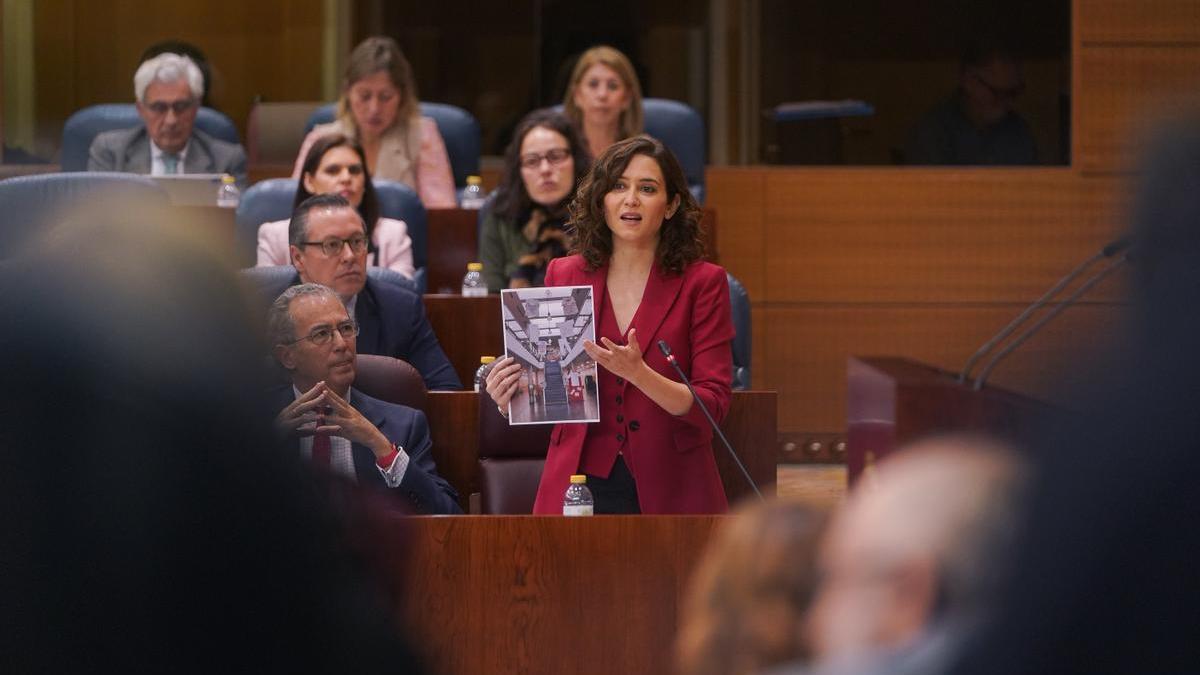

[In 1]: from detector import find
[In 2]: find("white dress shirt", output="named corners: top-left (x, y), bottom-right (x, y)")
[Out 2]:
top-left (293, 386), bottom-right (409, 487)
top-left (149, 139), bottom-right (190, 175)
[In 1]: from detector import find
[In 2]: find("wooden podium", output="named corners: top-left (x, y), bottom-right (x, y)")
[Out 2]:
top-left (846, 357), bottom-right (1056, 485)
top-left (395, 515), bottom-right (723, 675)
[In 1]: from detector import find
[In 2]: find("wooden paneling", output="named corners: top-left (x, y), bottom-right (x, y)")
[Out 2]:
top-left (758, 169), bottom-right (1126, 303)
top-left (400, 515), bottom-right (722, 675)
top-left (706, 168), bottom-right (766, 298)
top-left (31, 0), bottom-right (325, 155)
top-left (760, 303), bottom-right (1125, 434)
top-left (1075, 46), bottom-right (1200, 173)
top-left (1078, 0), bottom-right (1200, 43)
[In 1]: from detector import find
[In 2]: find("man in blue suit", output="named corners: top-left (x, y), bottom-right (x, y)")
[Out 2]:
top-left (268, 282), bottom-right (461, 514)
top-left (261, 193), bottom-right (460, 390)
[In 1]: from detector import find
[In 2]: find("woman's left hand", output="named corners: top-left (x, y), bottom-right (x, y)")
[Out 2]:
top-left (583, 328), bottom-right (648, 383)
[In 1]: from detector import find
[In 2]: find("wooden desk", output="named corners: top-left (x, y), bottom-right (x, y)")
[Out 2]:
top-left (425, 390), bottom-right (777, 511)
top-left (397, 515), bottom-right (722, 675)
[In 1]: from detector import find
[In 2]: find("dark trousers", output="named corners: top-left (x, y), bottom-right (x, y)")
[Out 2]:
top-left (585, 455), bottom-right (641, 514)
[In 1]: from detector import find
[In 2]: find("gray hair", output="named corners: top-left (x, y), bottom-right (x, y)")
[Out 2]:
top-left (287, 193), bottom-right (362, 249)
top-left (134, 53), bottom-right (204, 102)
top-left (266, 283), bottom-right (343, 349)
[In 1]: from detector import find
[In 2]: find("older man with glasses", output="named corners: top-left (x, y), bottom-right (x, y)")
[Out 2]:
top-left (268, 282), bottom-right (461, 514)
top-left (258, 193), bottom-right (461, 391)
top-left (88, 52), bottom-right (246, 184)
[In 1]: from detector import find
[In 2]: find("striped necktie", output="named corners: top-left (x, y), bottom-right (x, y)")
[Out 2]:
top-left (162, 153), bottom-right (179, 174)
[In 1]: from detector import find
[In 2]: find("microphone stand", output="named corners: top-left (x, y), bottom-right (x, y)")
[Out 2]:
top-left (973, 255), bottom-right (1128, 391)
top-left (657, 340), bottom-right (763, 501)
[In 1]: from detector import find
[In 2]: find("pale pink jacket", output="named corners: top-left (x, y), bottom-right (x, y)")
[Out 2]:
top-left (255, 216), bottom-right (416, 279)
top-left (292, 116), bottom-right (456, 209)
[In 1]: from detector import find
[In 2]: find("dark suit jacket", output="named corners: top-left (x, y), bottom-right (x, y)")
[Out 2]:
top-left (259, 272), bottom-right (461, 391)
top-left (269, 385), bottom-right (461, 514)
top-left (87, 126), bottom-right (247, 186)
top-left (532, 255), bottom-right (735, 514)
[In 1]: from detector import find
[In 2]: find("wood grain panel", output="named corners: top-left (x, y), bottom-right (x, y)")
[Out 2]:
top-left (706, 168), bottom-right (766, 299)
top-left (1078, 0), bottom-right (1200, 44)
top-left (1076, 45), bottom-right (1200, 173)
top-left (760, 302), bottom-right (1126, 434)
top-left (756, 169), bottom-right (1127, 303)
top-left (401, 516), bottom-right (722, 675)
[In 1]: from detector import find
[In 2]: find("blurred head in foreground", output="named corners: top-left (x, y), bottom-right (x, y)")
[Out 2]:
top-left (677, 499), bottom-right (826, 675)
top-left (0, 200), bottom-right (418, 673)
top-left (805, 434), bottom-right (1023, 671)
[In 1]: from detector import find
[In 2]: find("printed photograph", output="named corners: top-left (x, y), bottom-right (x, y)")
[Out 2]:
top-left (500, 285), bottom-right (600, 425)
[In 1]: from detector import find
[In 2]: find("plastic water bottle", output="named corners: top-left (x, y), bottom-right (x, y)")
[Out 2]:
top-left (216, 174), bottom-right (240, 208)
top-left (462, 262), bottom-right (488, 297)
top-left (461, 175), bottom-right (486, 209)
top-left (474, 356), bottom-right (496, 392)
top-left (563, 475), bottom-right (594, 516)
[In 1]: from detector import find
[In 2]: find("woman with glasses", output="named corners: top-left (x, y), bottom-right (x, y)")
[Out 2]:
top-left (292, 36), bottom-right (456, 208)
top-left (258, 132), bottom-right (415, 278)
top-left (563, 46), bottom-right (644, 158)
top-left (479, 109), bottom-right (590, 291)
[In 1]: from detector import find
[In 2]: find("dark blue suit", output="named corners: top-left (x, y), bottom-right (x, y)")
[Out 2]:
top-left (259, 273), bottom-right (461, 391)
top-left (269, 385), bottom-right (461, 514)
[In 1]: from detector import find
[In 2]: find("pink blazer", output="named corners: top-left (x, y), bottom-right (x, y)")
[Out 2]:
top-left (292, 116), bottom-right (457, 209)
top-left (532, 255), bottom-right (735, 515)
top-left (255, 216), bottom-right (416, 279)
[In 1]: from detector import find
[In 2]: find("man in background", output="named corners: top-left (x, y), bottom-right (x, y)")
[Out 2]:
top-left (88, 52), bottom-right (246, 184)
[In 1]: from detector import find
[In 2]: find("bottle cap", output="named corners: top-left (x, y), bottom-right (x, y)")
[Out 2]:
top-left (569, 474), bottom-right (587, 484)
top-left (480, 356), bottom-right (496, 364)
top-left (221, 174), bottom-right (236, 184)
top-left (467, 262), bottom-right (483, 272)
top-left (466, 175), bottom-right (482, 185)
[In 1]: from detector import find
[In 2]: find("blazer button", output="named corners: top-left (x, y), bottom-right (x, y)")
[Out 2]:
top-left (630, 420), bottom-right (640, 431)
top-left (616, 433), bottom-right (625, 442)
top-left (616, 414), bottom-right (624, 423)
top-left (616, 377), bottom-right (625, 385)
top-left (615, 395), bottom-right (623, 404)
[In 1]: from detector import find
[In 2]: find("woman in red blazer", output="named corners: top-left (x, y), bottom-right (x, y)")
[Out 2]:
top-left (486, 135), bottom-right (734, 514)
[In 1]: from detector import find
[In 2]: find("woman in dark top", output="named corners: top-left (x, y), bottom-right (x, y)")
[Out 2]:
top-left (478, 109), bottom-right (590, 291)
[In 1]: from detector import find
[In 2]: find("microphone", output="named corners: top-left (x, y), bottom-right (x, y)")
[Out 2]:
top-left (959, 235), bottom-right (1130, 383)
top-left (657, 339), bottom-right (764, 501)
top-left (973, 254), bottom-right (1129, 390)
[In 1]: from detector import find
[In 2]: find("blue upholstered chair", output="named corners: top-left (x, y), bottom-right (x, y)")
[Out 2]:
top-left (0, 172), bottom-right (168, 259)
top-left (303, 102), bottom-right (481, 191)
top-left (643, 98), bottom-right (706, 204)
top-left (239, 264), bottom-right (420, 297)
top-left (60, 104), bottom-right (241, 172)
top-left (234, 179), bottom-right (427, 292)
top-left (727, 272), bottom-right (751, 390)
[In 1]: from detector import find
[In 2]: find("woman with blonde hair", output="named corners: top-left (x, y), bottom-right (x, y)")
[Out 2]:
top-left (293, 36), bottom-right (456, 208)
top-left (677, 500), bottom-right (825, 675)
top-left (563, 45), bottom-right (644, 158)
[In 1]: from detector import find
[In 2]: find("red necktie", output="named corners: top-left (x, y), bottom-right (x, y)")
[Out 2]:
top-left (311, 430), bottom-right (331, 470)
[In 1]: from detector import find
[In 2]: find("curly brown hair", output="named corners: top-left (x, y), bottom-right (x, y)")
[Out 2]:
top-left (569, 135), bottom-right (703, 274)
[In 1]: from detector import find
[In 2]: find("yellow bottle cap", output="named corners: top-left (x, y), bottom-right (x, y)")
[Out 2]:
top-left (480, 356), bottom-right (496, 364)
top-left (467, 262), bottom-right (483, 272)
top-left (466, 175), bottom-right (482, 185)
top-left (569, 475), bottom-right (587, 484)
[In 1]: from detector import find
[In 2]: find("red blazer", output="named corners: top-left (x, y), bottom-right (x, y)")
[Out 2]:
top-left (532, 255), bottom-right (735, 514)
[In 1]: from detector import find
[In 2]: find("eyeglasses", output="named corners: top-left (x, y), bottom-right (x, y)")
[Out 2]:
top-left (143, 99), bottom-right (198, 115)
top-left (520, 148), bottom-right (572, 170)
top-left (300, 235), bottom-right (369, 257)
top-left (970, 72), bottom-right (1024, 100)
top-left (286, 320), bottom-right (360, 346)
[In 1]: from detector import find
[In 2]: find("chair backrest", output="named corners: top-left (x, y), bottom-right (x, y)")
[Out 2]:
top-left (233, 178), bottom-right (428, 278)
top-left (0, 172), bottom-right (168, 259)
top-left (549, 98), bottom-right (705, 202)
top-left (238, 264), bottom-right (421, 298)
top-left (303, 102), bottom-right (481, 188)
top-left (643, 98), bottom-right (706, 204)
top-left (61, 104), bottom-right (241, 172)
top-left (353, 354), bottom-right (428, 413)
top-left (477, 365), bottom-right (551, 514)
top-left (727, 272), bottom-right (751, 390)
